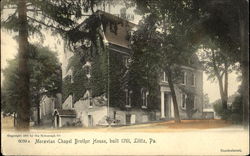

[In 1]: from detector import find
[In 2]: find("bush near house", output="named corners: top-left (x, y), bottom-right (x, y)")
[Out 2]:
top-left (213, 94), bottom-right (243, 124)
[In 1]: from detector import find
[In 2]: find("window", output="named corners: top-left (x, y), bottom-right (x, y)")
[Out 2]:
top-left (85, 66), bottom-right (91, 78)
top-left (82, 62), bottom-right (91, 79)
top-left (89, 97), bottom-right (93, 108)
top-left (123, 57), bottom-right (131, 68)
top-left (141, 88), bottom-right (149, 108)
top-left (162, 72), bottom-right (168, 82)
top-left (68, 69), bottom-right (74, 83)
top-left (181, 71), bottom-right (187, 85)
top-left (71, 93), bottom-right (75, 108)
top-left (125, 89), bottom-right (132, 107)
top-left (191, 73), bottom-right (196, 86)
top-left (113, 111), bottom-right (116, 119)
top-left (181, 93), bottom-right (187, 109)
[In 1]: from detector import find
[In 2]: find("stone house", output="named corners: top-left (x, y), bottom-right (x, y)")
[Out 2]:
top-left (61, 11), bottom-right (203, 127)
top-left (30, 93), bottom-right (62, 126)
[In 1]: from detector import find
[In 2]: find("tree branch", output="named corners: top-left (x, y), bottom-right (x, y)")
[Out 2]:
top-left (27, 15), bottom-right (66, 33)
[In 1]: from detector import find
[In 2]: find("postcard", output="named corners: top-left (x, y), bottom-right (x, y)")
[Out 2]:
top-left (1, 0), bottom-right (249, 155)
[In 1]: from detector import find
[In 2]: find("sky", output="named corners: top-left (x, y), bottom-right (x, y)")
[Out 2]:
top-left (1, 4), bottom-right (241, 103)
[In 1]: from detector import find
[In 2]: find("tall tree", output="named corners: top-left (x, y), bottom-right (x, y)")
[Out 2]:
top-left (2, 45), bottom-right (61, 125)
top-left (1, 0), bottom-right (112, 129)
top-left (132, 0), bottom-right (248, 127)
top-left (199, 39), bottom-right (237, 111)
top-left (131, 11), bottom-right (197, 123)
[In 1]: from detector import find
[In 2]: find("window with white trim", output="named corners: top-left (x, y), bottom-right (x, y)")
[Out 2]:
top-left (82, 62), bottom-right (91, 79)
top-left (89, 97), bottom-right (93, 108)
top-left (181, 71), bottom-right (187, 85)
top-left (125, 89), bottom-right (132, 107)
top-left (181, 93), bottom-right (187, 109)
top-left (141, 88), bottom-right (149, 108)
top-left (123, 57), bottom-right (131, 68)
top-left (85, 66), bottom-right (91, 78)
top-left (162, 72), bottom-right (168, 82)
top-left (191, 73), bottom-right (196, 86)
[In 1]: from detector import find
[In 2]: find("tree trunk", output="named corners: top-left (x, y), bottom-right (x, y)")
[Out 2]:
top-left (16, 0), bottom-right (30, 130)
top-left (36, 96), bottom-right (41, 125)
top-left (211, 50), bottom-right (227, 110)
top-left (238, 0), bottom-right (249, 129)
top-left (166, 66), bottom-right (181, 123)
top-left (224, 62), bottom-right (229, 108)
top-left (217, 76), bottom-right (227, 110)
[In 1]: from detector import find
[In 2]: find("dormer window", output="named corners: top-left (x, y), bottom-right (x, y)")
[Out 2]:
top-left (141, 88), bottom-right (149, 109)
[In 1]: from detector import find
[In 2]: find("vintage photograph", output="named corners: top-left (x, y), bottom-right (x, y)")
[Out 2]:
top-left (1, 0), bottom-right (249, 155)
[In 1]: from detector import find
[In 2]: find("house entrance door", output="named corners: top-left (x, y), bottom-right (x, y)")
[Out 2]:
top-left (125, 114), bottom-right (131, 125)
top-left (56, 115), bottom-right (59, 127)
top-left (164, 93), bottom-right (170, 119)
top-left (88, 115), bottom-right (93, 127)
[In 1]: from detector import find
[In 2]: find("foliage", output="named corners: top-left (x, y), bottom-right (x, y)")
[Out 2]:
top-left (213, 94), bottom-right (243, 124)
top-left (1, 0), bottom-right (123, 128)
top-left (230, 94), bottom-right (243, 124)
top-left (62, 53), bottom-right (89, 103)
top-left (185, 93), bottom-right (197, 119)
top-left (2, 44), bottom-right (61, 114)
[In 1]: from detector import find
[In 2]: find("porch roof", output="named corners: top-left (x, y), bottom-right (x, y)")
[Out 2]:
top-left (54, 109), bottom-right (76, 117)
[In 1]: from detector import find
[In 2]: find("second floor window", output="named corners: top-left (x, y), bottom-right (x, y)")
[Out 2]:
top-left (85, 66), bottom-right (91, 78)
top-left (162, 72), bottom-right (168, 82)
top-left (191, 73), bottom-right (196, 86)
top-left (181, 71), bottom-right (187, 85)
top-left (123, 57), bottom-right (131, 68)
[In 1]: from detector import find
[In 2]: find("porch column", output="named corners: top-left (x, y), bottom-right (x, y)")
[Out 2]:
top-left (161, 91), bottom-right (165, 118)
top-left (54, 116), bottom-right (57, 128)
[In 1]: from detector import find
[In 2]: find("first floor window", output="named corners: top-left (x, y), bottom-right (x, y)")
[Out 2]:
top-left (125, 89), bottom-right (132, 107)
top-left (141, 88), bottom-right (149, 108)
top-left (181, 93), bottom-right (187, 109)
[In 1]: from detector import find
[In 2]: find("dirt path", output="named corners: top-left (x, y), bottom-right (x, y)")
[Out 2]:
top-left (2, 117), bottom-right (233, 133)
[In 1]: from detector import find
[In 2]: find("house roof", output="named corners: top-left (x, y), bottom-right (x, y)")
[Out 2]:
top-left (203, 108), bottom-right (214, 112)
top-left (76, 10), bottom-right (136, 49)
top-left (97, 10), bottom-right (136, 48)
top-left (54, 109), bottom-right (76, 117)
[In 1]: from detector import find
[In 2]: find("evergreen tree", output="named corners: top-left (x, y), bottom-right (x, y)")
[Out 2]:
top-left (2, 44), bottom-right (61, 125)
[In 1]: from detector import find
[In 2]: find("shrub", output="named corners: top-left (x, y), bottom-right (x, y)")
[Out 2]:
top-left (213, 94), bottom-right (243, 124)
